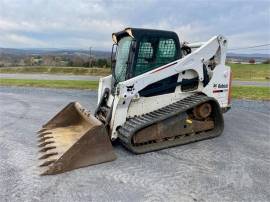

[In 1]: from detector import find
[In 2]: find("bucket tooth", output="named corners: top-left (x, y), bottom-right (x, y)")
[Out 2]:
top-left (37, 102), bottom-right (116, 175)
top-left (39, 155), bottom-right (57, 167)
top-left (39, 146), bottom-right (57, 153)
top-left (37, 128), bottom-right (48, 133)
top-left (38, 141), bottom-right (55, 148)
top-left (39, 159), bottom-right (56, 167)
top-left (39, 152), bottom-right (58, 160)
top-left (37, 132), bottom-right (52, 138)
top-left (38, 136), bottom-right (53, 143)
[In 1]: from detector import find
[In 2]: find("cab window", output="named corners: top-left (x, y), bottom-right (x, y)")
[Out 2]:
top-left (134, 37), bottom-right (177, 76)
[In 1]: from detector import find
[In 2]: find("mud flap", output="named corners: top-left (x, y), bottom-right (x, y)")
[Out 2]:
top-left (37, 102), bottom-right (116, 175)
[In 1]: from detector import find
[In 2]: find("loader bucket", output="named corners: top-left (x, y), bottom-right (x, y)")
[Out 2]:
top-left (37, 102), bottom-right (116, 175)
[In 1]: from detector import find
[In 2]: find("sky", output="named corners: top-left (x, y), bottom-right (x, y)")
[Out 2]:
top-left (0, 0), bottom-right (270, 53)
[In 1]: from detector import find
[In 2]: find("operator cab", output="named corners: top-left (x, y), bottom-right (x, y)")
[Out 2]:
top-left (111, 28), bottom-right (182, 96)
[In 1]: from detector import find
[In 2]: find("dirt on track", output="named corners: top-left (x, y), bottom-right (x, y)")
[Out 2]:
top-left (0, 86), bottom-right (269, 202)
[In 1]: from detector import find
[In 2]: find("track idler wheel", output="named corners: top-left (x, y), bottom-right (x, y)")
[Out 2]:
top-left (193, 102), bottom-right (212, 119)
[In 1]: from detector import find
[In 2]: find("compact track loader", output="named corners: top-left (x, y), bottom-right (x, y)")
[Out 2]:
top-left (37, 28), bottom-right (232, 175)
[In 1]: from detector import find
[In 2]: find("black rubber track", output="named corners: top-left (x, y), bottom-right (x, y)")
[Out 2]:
top-left (118, 93), bottom-right (224, 154)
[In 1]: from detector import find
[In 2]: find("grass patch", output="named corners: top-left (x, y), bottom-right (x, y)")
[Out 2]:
top-left (0, 64), bottom-right (269, 81)
top-left (230, 63), bottom-right (270, 81)
top-left (1, 78), bottom-right (269, 101)
top-left (232, 86), bottom-right (270, 100)
top-left (0, 78), bottom-right (99, 90)
top-left (0, 66), bottom-right (111, 76)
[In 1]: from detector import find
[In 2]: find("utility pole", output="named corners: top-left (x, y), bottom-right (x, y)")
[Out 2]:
top-left (89, 46), bottom-right (92, 68)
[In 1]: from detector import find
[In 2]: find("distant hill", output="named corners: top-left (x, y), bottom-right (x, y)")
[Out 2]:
top-left (1, 48), bottom-right (269, 59)
top-left (1, 48), bottom-right (269, 67)
top-left (0, 48), bottom-right (112, 67)
top-left (227, 52), bottom-right (270, 59)
top-left (0, 48), bottom-right (111, 59)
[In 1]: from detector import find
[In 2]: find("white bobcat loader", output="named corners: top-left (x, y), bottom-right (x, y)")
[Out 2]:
top-left (37, 28), bottom-right (232, 175)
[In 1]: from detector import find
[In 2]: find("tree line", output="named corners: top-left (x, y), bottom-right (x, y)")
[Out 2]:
top-left (0, 54), bottom-right (111, 68)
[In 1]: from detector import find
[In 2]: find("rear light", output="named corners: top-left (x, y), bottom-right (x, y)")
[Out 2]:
top-left (228, 70), bottom-right (232, 105)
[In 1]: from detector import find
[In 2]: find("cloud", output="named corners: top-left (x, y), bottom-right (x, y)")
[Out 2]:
top-left (228, 31), bottom-right (270, 53)
top-left (0, 33), bottom-right (46, 47)
top-left (0, 0), bottom-right (269, 52)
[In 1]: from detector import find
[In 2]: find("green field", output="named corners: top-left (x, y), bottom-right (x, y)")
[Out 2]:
top-left (1, 78), bottom-right (269, 100)
top-left (0, 79), bottom-right (98, 90)
top-left (230, 63), bottom-right (270, 81)
top-left (0, 63), bottom-right (269, 81)
top-left (0, 66), bottom-right (111, 76)
top-left (232, 86), bottom-right (270, 100)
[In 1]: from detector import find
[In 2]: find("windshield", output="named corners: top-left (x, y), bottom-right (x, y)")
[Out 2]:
top-left (114, 36), bottom-right (133, 82)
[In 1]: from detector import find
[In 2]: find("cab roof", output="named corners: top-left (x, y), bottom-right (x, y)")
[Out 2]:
top-left (112, 27), bottom-right (179, 44)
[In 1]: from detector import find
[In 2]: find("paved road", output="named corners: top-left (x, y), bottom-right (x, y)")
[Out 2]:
top-left (232, 80), bottom-right (270, 87)
top-left (0, 86), bottom-right (270, 202)
top-left (1, 73), bottom-right (270, 87)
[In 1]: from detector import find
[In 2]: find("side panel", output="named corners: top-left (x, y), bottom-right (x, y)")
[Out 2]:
top-left (127, 88), bottom-right (192, 117)
top-left (97, 75), bottom-right (112, 105)
top-left (202, 65), bottom-right (231, 108)
top-left (139, 74), bottom-right (179, 97)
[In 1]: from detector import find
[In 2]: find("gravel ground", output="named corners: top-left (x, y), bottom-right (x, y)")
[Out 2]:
top-left (0, 86), bottom-right (269, 202)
